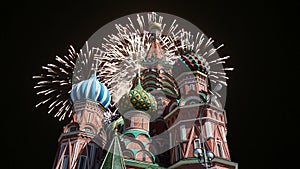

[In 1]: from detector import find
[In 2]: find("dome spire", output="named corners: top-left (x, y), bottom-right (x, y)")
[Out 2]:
top-left (137, 64), bottom-right (142, 87)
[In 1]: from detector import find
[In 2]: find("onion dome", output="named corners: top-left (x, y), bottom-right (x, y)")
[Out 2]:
top-left (118, 78), bottom-right (157, 114)
top-left (173, 51), bottom-right (210, 78)
top-left (70, 74), bottom-right (111, 108)
top-left (141, 68), bottom-right (180, 99)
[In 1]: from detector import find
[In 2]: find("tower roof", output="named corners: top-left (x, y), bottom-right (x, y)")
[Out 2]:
top-left (141, 68), bottom-right (180, 99)
top-left (100, 131), bottom-right (126, 169)
top-left (173, 51), bottom-right (210, 78)
top-left (70, 74), bottom-right (111, 108)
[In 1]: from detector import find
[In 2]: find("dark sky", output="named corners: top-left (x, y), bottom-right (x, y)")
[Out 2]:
top-left (5, 1), bottom-right (292, 169)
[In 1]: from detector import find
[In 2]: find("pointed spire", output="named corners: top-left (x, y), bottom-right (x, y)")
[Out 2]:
top-left (99, 131), bottom-right (126, 169)
top-left (135, 64), bottom-right (143, 90)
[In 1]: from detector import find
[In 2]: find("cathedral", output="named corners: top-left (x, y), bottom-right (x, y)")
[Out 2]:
top-left (49, 13), bottom-right (238, 169)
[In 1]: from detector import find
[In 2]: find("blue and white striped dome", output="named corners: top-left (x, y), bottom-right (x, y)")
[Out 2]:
top-left (70, 74), bottom-right (111, 108)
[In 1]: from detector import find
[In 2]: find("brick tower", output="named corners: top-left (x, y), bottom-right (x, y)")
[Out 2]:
top-left (52, 74), bottom-right (111, 169)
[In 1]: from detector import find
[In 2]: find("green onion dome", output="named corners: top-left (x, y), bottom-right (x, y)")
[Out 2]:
top-left (118, 78), bottom-right (157, 114)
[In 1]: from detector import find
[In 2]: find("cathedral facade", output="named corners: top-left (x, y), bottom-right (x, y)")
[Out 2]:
top-left (49, 13), bottom-right (238, 169)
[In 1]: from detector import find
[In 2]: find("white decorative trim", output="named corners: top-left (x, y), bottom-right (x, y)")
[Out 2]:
top-left (167, 117), bottom-right (224, 131)
top-left (221, 126), bottom-right (227, 142)
top-left (175, 70), bottom-right (207, 82)
top-left (164, 103), bottom-right (225, 120)
top-left (180, 96), bottom-right (204, 106)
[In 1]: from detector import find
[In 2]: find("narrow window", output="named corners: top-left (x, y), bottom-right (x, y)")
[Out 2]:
top-left (180, 125), bottom-right (187, 141)
top-left (205, 122), bottom-right (213, 138)
top-left (176, 145), bottom-right (181, 161)
top-left (130, 117), bottom-right (134, 127)
top-left (61, 155), bottom-right (69, 169)
top-left (58, 144), bottom-right (66, 160)
top-left (141, 118), bottom-right (144, 129)
top-left (142, 153), bottom-right (146, 161)
top-left (194, 138), bottom-right (200, 149)
top-left (78, 156), bottom-right (87, 169)
top-left (221, 127), bottom-right (227, 142)
top-left (134, 117), bottom-right (139, 126)
top-left (169, 132), bottom-right (172, 147)
top-left (87, 112), bottom-right (92, 123)
top-left (190, 84), bottom-right (195, 91)
top-left (216, 142), bottom-right (224, 158)
top-left (95, 160), bottom-right (100, 169)
top-left (77, 111), bottom-right (82, 121)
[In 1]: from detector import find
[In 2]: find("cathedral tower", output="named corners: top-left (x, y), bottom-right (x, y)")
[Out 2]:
top-left (163, 51), bottom-right (237, 168)
top-left (118, 75), bottom-right (159, 168)
top-left (52, 74), bottom-right (111, 169)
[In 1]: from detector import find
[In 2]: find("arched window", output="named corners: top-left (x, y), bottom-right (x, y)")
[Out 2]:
top-left (142, 153), bottom-right (146, 161)
top-left (84, 127), bottom-right (93, 133)
top-left (189, 101), bottom-right (196, 105)
top-left (190, 84), bottom-right (195, 91)
top-left (68, 126), bottom-right (77, 132)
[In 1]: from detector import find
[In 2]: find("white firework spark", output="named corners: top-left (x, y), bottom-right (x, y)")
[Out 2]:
top-left (99, 12), bottom-right (181, 102)
top-left (178, 30), bottom-right (234, 86)
top-left (33, 12), bottom-right (233, 122)
top-left (33, 43), bottom-right (104, 121)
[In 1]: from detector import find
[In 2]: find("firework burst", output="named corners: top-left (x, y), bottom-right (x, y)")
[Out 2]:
top-left (33, 43), bottom-right (104, 121)
top-left (33, 12), bottom-right (233, 122)
top-left (99, 12), bottom-right (182, 101)
top-left (99, 12), bottom-right (233, 98)
top-left (177, 30), bottom-right (234, 86)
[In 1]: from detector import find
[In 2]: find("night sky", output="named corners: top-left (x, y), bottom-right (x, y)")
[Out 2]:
top-left (5, 1), bottom-right (291, 169)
